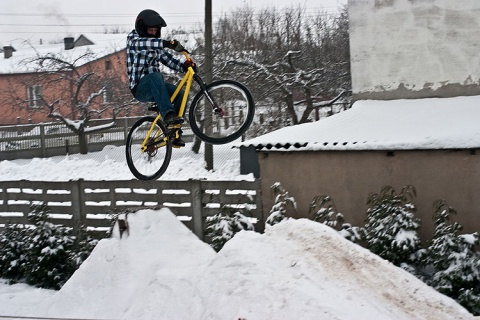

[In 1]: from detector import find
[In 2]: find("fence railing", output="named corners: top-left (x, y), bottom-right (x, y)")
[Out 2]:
top-left (0, 179), bottom-right (264, 240)
top-left (0, 117), bottom-right (194, 161)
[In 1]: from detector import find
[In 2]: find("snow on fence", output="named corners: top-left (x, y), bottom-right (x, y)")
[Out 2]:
top-left (0, 179), bottom-right (264, 240)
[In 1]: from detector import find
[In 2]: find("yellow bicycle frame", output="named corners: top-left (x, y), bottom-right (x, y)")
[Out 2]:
top-left (141, 52), bottom-right (195, 152)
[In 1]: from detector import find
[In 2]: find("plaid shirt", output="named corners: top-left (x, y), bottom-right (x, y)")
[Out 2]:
top-left (126, 30), bottom-right (185, 92)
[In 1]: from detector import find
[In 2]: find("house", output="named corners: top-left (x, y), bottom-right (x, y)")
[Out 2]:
top-left (0, 33), bottom-right (128, 125)
top-left (240, 0), bottom-right (480, 241)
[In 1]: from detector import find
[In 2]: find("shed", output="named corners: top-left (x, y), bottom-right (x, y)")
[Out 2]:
top-left (239, 95), bottom-right (480, 240)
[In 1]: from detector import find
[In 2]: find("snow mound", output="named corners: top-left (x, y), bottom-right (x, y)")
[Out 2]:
top-left (41, 210), bottom-right (473, 320)
top-left (43, 209), bottom-right (216, 319)
top-left (193, 219), bottom-right (473, 320)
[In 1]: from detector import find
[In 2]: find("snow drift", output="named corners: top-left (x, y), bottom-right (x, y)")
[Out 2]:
top-left (39, 209), bottom-right (473, 320)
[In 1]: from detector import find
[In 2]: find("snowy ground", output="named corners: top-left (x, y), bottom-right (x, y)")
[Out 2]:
top-left (0, 145), bottom-right (477, 319)
top-left (0, 143), bottom-right (252, 182)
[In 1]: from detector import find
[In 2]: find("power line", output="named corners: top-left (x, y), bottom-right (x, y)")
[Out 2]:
top-left (0, 6), bottom-right (345, 39)
top-left (0, 6), bottom-right (342, 19)
top-left (0, 12), bottom-right (199, 18)
top-left (0, 315), bottom-right (117, 320)
top-left (0, 10), bottom-right (343, 28)
top-left (0, 24), bottom-right (133, 27)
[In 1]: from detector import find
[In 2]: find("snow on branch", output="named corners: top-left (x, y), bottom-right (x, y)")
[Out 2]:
top-left (84, 121), bottom-right (116, 133)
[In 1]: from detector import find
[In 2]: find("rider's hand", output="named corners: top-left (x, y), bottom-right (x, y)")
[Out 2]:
top-left (183, 59), bottom-right (197, 73)
top-left (162, 39), bottom-right (185, 52)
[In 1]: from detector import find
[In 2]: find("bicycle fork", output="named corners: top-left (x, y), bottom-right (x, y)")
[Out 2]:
top-left (194, 73), bottom-right (225, 117)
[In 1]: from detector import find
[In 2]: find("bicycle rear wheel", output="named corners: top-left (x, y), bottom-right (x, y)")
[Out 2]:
top-left (189, 80), bottom-right (255, 144)
top-left (125, 116), bottom-right (172, 180)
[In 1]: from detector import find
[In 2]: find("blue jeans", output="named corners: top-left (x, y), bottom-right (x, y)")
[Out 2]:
top-left (135, 72), bottom-right (184, 119)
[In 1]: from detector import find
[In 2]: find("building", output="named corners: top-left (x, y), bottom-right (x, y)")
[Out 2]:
top-left (0, 33), bottom-right (128, 125)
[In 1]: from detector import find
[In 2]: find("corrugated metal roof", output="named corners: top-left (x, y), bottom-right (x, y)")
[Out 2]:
top-left (239, 95), bottom-right (480, 151)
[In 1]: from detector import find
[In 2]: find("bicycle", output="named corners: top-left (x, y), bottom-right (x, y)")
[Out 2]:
top-left (125, 51), bottom-right (255, 181)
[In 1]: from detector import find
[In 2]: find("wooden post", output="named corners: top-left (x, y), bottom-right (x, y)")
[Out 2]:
top-left (190, 179), bottom-right (204, 240)
top-left (40, 123), bottom-right (46, 158)
top-left (70, 179), bottom-right (86, 238)
top-left (253, 179), bottom-right (265, 233)
top-left (124, 117), bottom-right (129, 143)
top-left (204, 0), bottom-right (214, 171)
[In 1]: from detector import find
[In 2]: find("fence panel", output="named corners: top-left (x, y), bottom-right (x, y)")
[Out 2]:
top-left (0, 117), bottom-right (196, 160)
top-left (0, 179), bottom-right (263, 240)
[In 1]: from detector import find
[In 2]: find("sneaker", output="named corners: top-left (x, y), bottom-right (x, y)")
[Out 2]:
top-left (164, 112), bottom-right (184, 125)
top-left (172, 137), bottom-right (186, 148)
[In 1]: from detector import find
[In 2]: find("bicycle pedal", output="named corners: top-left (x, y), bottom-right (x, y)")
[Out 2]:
top-left (167, 123), bottom-right (182, 129)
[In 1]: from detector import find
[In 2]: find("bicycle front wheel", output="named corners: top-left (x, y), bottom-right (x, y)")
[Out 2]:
top-left (125, 116), bottom-right (172, 180)
top-left (189, 80), bottom-right (255, 144)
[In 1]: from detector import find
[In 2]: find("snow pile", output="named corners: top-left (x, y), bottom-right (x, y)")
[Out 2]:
top-left (41, 209), bottom-right (215, 319)
top-left (23, 209), bottom-right (474, 320)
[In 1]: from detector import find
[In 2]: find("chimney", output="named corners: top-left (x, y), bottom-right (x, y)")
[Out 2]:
top-left (3, 46), bottom-right (14, 59)
top-left (64, 37), bottom-right (75, 50)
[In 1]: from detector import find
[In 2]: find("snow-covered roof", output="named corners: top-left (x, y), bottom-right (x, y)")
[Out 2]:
top-left (0, 33), bottom-right (127, 74)
top-left (240, 95), bottom-right (480, 151)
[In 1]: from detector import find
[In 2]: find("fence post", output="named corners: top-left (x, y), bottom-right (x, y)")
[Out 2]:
top-left (70, 179), bottom-right (86, 238)
top-left (40, 123), bottom-right (46, 158)
top-left (253, 179), bottom-right (265, 233)
top-left (124, 117), bottom-right (129, 143)
top-left (190, 179), bottom-right (204, 240)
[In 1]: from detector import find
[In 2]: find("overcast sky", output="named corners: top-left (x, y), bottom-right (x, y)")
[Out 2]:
top-left (0, 0), bottom-right (347, 45)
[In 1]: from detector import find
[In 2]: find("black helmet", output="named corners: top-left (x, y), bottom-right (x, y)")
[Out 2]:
top-left (135, 9), bottom-right (167, 38)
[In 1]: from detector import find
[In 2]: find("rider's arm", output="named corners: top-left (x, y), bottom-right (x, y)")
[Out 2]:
top-left (156, 50), bottom-right (185, 73)
top-left (127, 32), bottom-right (185, 73)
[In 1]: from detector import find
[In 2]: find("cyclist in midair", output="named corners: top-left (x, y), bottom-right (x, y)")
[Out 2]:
top-left (126, 9), bottom-right (194, 147)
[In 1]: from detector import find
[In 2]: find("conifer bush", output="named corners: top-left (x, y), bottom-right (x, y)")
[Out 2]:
top-left (23, 203), bottom-right (76, 289)
top-left (309, 195), bottom-right (364, 243)
top-left (205, 204), bottom-right (254, 252)
top-left (0, 203), bottom-right (98, 290)
top-left (422, 200), bottom-right (480, 315)
top-left (265, 182), bottom-right (296, 227)
top-left (364, 185), bottom-right (422, 268)
top-left (0, 224), bottom-right (29, 282)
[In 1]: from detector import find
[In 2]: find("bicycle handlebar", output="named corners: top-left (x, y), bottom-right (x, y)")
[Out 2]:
top-left (182, 51), bottom-right (192, 62)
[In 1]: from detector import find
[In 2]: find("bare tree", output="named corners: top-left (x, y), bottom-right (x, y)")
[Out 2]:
top-left (211, 5), bottom-right (351, 136)
top-left (6, 47), bottom-right (139, 154)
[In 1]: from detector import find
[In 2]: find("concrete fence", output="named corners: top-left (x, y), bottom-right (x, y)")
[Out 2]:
top-left (0, 179), bottom-right (264, 240)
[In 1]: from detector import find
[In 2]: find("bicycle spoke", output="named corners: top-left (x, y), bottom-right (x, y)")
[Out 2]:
top-left (189, 80), bottom-right (255, 144)
top-left (126, 117), bottom-right (172, 180)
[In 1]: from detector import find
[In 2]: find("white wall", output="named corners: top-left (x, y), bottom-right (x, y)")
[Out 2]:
top-left (349, 0), bottom-right (480, 100)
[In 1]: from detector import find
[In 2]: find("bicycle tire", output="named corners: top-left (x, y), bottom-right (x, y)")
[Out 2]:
top-left (188, 80), bottom-right (255, 144)
top-left (125, 116), bottom-right (172, 180)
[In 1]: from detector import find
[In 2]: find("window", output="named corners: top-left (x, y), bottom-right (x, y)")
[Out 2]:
top-left (27, 85), bottom-right (43, 108)
top-left (105, 60), bottom-right (112, 70)
top-left (103, 83), bottom-right (113, 104)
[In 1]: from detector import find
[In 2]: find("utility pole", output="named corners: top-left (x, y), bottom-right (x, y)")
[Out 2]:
top-left (204, 0), bottom-right (213, 170)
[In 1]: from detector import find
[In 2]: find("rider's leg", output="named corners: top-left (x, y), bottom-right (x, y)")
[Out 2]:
top-left (165, 83), bottom-right (186, 147)
top-left (165, 83), bottom-right (184, 116)
top-left (135, 72), bottom-right (180, 123)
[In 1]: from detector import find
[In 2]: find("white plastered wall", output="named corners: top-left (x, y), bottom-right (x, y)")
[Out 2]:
top-left (348, 0), bottom-right (480, 100)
